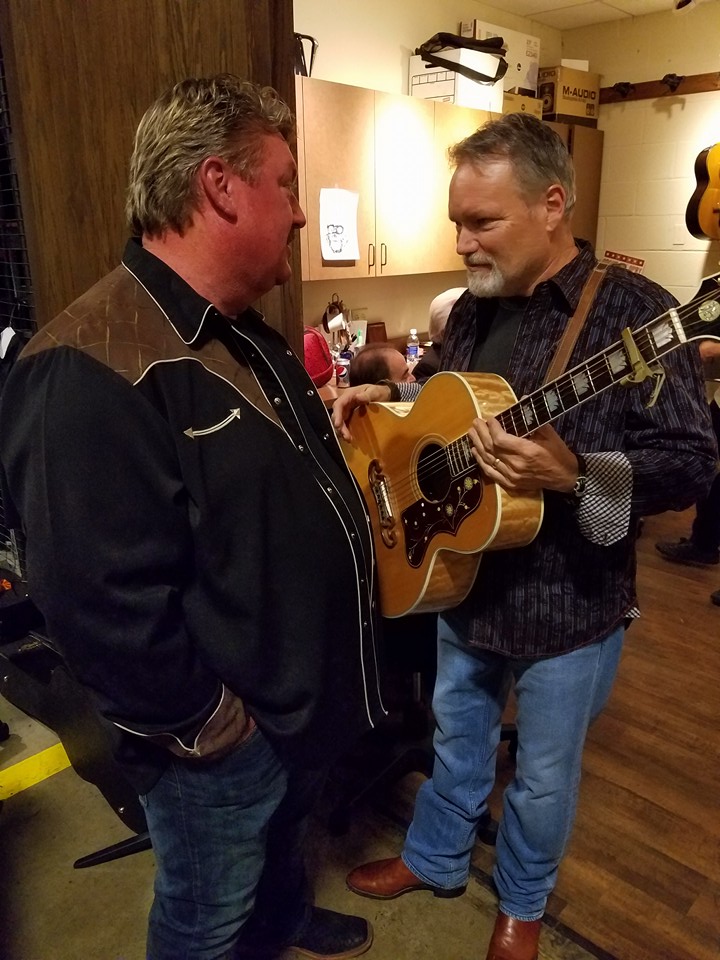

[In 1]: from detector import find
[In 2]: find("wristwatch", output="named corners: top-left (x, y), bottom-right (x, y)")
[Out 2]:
top-left (570, 453), bottom-right (588, 500)
top-left (377, 378), bottom-right (401, 401)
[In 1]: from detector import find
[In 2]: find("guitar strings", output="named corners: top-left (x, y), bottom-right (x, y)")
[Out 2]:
top-left (381, 284), bottom-right (720, 503)
top-left (387, 285), bottom-right (720, 497)
top-left (401, 286), bottom-right (720, 485)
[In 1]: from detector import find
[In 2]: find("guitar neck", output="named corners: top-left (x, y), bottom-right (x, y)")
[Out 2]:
top-left (496, 276), bottom-right (720, 438)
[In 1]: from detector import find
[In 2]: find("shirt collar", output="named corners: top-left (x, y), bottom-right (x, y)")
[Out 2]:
top-left (542, 240), bottom-right (598, 312)
top-left (120, 237), bottom-right (263, 344)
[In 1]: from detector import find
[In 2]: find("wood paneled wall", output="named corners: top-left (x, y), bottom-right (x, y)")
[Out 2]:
top-left (0, 0), bottom-right (303, 351)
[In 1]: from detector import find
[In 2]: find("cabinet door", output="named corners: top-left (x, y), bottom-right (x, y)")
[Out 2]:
top-left (295, 77), bottom-right (310, 279)
top-left (373, 91), bottom-right (437, 276)
top-left (432, 102), bottom-right (493, 273)
top-left (546, 122), bottom-right (603, 247)
top-left (568, 125), bottom-right (603, 246)
top-left (299, 77), bottom-right (376, 280)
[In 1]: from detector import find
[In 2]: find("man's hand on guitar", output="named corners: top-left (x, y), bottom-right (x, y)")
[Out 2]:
top-left (469, 415), bottom-right (581, 494)
top-left (332, 383), bottom-right (393, 441)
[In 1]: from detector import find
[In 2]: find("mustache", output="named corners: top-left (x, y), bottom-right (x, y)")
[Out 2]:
top-left (464, 254), bottom-right (493, 267)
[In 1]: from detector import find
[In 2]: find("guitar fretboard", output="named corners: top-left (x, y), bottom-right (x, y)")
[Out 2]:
top-left (437, 273), bottom-right (720, 472)
top-left (497, 308), bottom-right (686, 438)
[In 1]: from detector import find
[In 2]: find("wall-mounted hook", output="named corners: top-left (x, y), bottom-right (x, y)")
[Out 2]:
top-left (660, 73), bottom-right (685, 92)
top-left (612, 81), bottom-right (635, 98)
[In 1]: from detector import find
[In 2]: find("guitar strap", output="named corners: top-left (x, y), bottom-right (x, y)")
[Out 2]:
top-left (543, 262), bottom-right (609, 385)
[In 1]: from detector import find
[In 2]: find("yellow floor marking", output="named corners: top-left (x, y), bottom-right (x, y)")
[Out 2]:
top-left (0, 742), bottom-right (71, 800)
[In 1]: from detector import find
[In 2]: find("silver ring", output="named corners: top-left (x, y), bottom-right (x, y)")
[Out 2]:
top-left (493, 457), bottom-right (501, 467)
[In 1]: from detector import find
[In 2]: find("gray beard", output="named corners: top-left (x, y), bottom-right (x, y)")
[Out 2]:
top-left (465, 261), bottom-right (506, 298)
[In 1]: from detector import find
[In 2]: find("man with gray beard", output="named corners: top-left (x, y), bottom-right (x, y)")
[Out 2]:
top-left (332, 113), bottom-right (715, 960)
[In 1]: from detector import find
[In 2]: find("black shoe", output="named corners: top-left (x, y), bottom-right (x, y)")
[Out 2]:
top-left (655, 537), bottom-right (719, 567)
top-left (291, 907), bottom-right (372, 960)
top-left (710, 590), bottom-right (720, 606)
top-left (235, 907), bottom-right (373, 960)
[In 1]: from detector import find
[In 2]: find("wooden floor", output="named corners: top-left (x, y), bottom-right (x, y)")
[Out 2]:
top-left (2, 506), bottom-right (717, 959)
top-left (470, 506), bottom-right (720, 960)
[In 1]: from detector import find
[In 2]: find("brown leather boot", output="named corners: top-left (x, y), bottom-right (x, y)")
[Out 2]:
top-left (485, 912), bottom-right (542, 960)
top-left (346, 856), bottom-right (465, 900)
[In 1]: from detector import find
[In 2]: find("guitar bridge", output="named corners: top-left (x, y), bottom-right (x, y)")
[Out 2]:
top-left (368, 458), bottom-right (398, 548)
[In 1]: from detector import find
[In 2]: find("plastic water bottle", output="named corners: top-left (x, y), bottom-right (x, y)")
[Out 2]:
top-left (406, 328), bottom-right (420, 364)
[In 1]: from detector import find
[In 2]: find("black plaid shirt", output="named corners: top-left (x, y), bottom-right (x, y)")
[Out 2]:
top-left (397, 244), bottom-right (716, 657)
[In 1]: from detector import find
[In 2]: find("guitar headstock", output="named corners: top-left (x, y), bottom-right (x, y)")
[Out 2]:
top-left (679, 272), bottom-right (720, 342)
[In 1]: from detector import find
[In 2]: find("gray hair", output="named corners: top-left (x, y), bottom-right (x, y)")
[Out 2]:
top-left (126, 74), bottom-right (295, 237)
top-left (449, 113), bottom-right (576, 217)
top-left (428, 287), bottom-right (466, 342)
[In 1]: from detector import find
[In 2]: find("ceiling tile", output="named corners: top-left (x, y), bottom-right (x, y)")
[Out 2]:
top-left (603, 0), bottom-right (676, 14)
top-left (482, 0), bottom-right (582, 15)
top-left (481, 0), bottom-right (678, 28)
top-left (535, 1), bottom-right (632, 29)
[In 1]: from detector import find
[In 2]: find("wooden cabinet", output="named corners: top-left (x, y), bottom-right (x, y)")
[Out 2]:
top-left (373, 91), bottom-right (438, 276)
top-left (432, 101), bottom-right (492, 273)
top-left (297, 78), bottom-right (376, 281)
top-left (296, 77), bottom-right (492, 281)
top-left (546, 122), bottom-right (604, 246)
top-left (296, 78), bottom-right (604, 281)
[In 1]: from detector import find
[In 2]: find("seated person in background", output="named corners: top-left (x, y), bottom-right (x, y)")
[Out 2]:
top-left (349, 343), bottom-right (415, 387)
top-left (412, 286), bottom-right (466, 383)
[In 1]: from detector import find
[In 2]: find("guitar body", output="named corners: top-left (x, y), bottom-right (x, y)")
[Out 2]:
top-left (686, 142), bottom-right (720, 240)
top-left (342, 371), bottom-right (544, 618)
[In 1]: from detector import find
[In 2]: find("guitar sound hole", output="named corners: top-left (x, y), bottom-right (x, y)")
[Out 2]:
top-left (417, 443), bottom-right (451, 502)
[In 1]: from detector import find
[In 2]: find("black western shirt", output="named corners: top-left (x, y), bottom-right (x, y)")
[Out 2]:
top-left (0, 240), bottom-right (386, 788)
top-left (395, 245), bottom-right (716, 657)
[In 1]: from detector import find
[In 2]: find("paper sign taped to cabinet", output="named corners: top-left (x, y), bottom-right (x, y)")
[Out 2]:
top-left (320, 188), bottom-right (360, 260)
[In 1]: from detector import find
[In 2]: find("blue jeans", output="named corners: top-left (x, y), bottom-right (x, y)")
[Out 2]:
top-left (402, 615), bottom-right (624, 920)
top-left (140, 726), bottom-right (324, 960)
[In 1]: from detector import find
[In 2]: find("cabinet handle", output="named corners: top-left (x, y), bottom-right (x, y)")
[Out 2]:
top-left (368, 243), bottom-right (375, 269)
top-left (380, 243), bottom-right (387, 267)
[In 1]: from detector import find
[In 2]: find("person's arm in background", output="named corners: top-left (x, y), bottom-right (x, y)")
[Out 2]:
top-left (332, 379), bottom-right (424, 440)
top-left (699, 338), bottom-right (720, 385)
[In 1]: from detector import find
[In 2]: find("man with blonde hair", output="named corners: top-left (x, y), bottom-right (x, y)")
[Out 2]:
top-left (0, 75), bottom-right (381, 960)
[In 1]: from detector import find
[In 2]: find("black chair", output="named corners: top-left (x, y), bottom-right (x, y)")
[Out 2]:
top-left (0, 611), bottom-right (151, 869)
top-left (0, 488), bottom-right (151, 870)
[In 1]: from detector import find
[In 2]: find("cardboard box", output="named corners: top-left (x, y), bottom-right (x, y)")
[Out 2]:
top-left (561, 58), bottom-right (589, 71)
top-left (502, 92), bottom-right (542, 118)
top-left (538, 65), bottom-right (600, 127)
top-left (459, 20), bottom-right (540, 94)
top-left (409, 51), bottom-right (504, 112)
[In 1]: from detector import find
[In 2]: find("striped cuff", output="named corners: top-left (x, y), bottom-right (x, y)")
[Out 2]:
top-left (397, 381), bottom-right (423, 402)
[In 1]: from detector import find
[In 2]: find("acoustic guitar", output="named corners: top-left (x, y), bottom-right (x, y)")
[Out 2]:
top-left (685, 143), bottom-right (720, 240)
top-left (342, 273), bottom-right (720, 618)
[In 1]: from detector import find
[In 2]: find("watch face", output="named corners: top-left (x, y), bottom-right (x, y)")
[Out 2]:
top-left (574, 475), bottom-right (587, 498)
